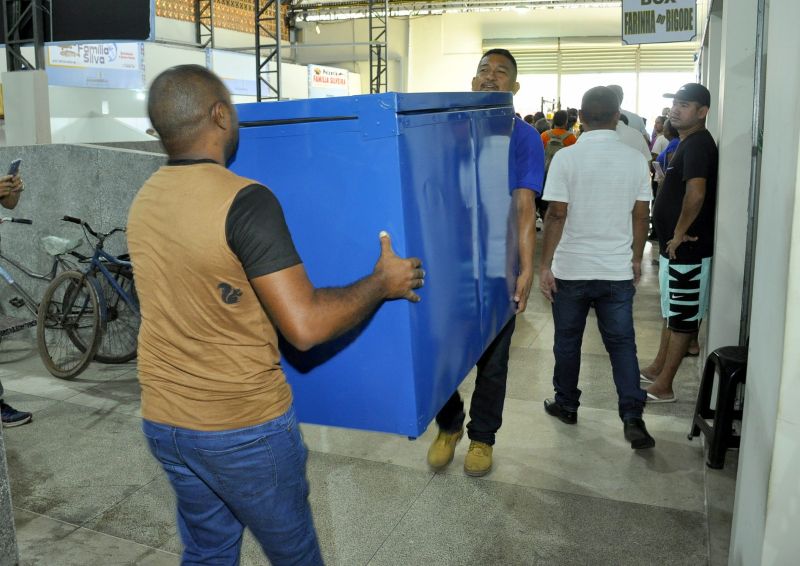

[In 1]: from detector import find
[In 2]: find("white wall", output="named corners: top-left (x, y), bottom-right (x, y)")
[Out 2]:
top-left (0, 24), bottom-right (361, 144)
top-left (293, 17), bottom-right (407, 93)
top-left (729, 0), bottom-right (800, 563)
top-left (48, 86), bottom-right (151, 143)
top-left (706, 0), bottom-right (757, 356)
top-left (761, 141), bottom-right (800, 564)
top-left (405, 7), bottom-right (622, 94)
top-left (406, 15), bottom-right (480, 94)
top-left (154, 16), bottom-right (257, 50)
top-left (703, 8), bottom-right (723, 138)
top-left (296, 7), bottom-right (622, 96)
top-left (144, 42), bottom-right (206, 86)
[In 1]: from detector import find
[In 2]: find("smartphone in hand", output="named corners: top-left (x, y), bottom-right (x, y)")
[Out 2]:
top-left (7, 159), bottom-right (22, 177)
top-left (652, 161), bottom-right (665, 182)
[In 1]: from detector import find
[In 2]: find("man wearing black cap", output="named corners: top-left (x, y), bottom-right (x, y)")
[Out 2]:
top-left (640, 83), bottom-right (718, 403)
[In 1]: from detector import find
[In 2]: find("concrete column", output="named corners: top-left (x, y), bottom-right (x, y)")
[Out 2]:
top-left (0, 428), bottom-right (19, 566)
top-left (759, 143), bottom-right (800, 564)
top-left (706, 0), bottom-right (758, 355)
top-left (1, 70), bottom-right (51, 146)
top-left (729, 0), bottom-right (800, 564)
top-left (703, 7), bottom-right (723, 138)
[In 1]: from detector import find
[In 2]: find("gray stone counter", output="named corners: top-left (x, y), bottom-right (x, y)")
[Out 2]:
top-left (0, 426), bottom-right (18, 566)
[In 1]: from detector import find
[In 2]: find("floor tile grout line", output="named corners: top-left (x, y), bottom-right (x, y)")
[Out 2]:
top-left (5, 384), bottom-right (144, 419)
top-left (364, 470), bottom-right (438, 565)
top-left (700, 436), bottom-right (714, 565)
top-left (13, 505), bottom-right (84, 539)
top-left (3, 371), bottom-right (138, 405)
top-left (432, 462), bottom-right (707, 518)
top-left (77, 474), bottom-right (163, 530)
top-left (14, 504), bottom-right (180, 557)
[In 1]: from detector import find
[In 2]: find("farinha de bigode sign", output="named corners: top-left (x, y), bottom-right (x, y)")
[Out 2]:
top-left (622, 0), bottom-right (697, 45)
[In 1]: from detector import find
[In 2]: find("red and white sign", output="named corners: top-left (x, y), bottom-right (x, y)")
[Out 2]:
top-left (308, 64), bottom-right (349, 98)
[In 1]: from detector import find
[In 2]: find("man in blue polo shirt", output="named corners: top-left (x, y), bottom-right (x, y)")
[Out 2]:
top-left (427, 49), bottom-right (545, 477)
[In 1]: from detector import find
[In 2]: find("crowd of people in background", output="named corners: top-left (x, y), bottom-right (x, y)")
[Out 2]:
top-left (517, 77), bottom-right (717, 407)
top-left (0, 45), bottom-right (718, 563)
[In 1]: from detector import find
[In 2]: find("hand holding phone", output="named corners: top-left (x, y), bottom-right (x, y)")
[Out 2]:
top-left (7, 159), bottom-right (21, 177)
top-left (1, 160), bottom-right (24, 197)
top-left (652, 161), bottom-right (665, 182)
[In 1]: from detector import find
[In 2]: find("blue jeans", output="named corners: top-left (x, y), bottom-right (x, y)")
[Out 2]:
top-left (551, 279), bottom-right (646, 420)
top-left (142, 407), bottom-right (323, 566)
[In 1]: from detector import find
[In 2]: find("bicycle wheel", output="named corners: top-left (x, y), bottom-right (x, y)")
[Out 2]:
top-left (36, 271), bottom-right (102, 379)
top-left (91, 264), bottom-right (139, 364)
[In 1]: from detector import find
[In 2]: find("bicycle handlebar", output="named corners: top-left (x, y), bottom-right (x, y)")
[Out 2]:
top-left (62, 215), bottom-right (98, 237)
top-left (62, 215), bottom-right (125, 242)
top-left (0, 217), bottom-right (33, 224)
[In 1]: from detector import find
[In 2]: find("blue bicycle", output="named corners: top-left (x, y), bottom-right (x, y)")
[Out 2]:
top-left (37, 216), bottom-right (140, 378)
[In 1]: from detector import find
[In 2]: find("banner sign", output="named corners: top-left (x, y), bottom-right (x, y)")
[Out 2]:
top-left (46, 43), bottom-right (145, 89)
top-left (308, 64), bottom-right (349, 98)
top-left (206, 49), bottom-right (257, 97)
top-left (622, 0), bottom-right (697, 45)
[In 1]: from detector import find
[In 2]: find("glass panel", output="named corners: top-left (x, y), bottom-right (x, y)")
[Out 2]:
top-left (515, 74), bottom-right (558, 118)
top-left (637, 71), bottom-right (696, 135)
top-left (559, 72), bottom-right (638, 114)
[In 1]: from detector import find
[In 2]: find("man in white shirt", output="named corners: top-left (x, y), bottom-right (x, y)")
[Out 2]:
top-left (616, 120), bottom-right (652, 162)
top-left (539, 85), bottom-right (654, 449)
top-left (650, 116), bottom-right (668, 153)
top-left (608, 84), bottom-right (648, 141)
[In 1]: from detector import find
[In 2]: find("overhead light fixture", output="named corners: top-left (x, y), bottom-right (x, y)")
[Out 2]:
top-left (315, 23), bottom-right (321, 34)
top-left (514, 4), bottom-right (532, 13)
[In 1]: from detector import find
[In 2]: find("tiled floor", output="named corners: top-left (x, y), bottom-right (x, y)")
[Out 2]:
top-left (1, 242), bottom-right (727, 565)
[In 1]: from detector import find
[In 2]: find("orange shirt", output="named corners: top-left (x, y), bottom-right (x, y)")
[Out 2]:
top-left (541, 128), bottom-right (577, 148)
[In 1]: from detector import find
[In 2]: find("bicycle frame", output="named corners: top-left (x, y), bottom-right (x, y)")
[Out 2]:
top-left (87, 247), bottom-right (140, 322)
top-left (0, 251), bottom-right (70, 281)
top-left (0, 264), bottom-right (40, 317)
top-left (0, 229), bottom-right (80, 317)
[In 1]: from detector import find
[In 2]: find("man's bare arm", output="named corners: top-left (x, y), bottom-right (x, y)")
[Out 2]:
top-left (538, 201), bottom-right (568, 302)
top-left (512, 189), bottom-right (536, 313)
top-left (666, 177), bottom-right (706, 259)
top-left (251, 233), bottom-right (423, 351)
top-left (631, 200), bottom-right (650, 285)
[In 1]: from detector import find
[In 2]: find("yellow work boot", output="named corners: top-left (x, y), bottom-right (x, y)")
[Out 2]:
top-left (427, 428), bottom-right (463, 470)
top-left (464, 440), bottom-right (493, 477)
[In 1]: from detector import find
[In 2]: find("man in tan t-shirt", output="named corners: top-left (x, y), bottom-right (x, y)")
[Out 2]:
top-left (128, 65), bottom-right (424, 565)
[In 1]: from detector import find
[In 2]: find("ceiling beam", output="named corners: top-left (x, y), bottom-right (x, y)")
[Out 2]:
top-left (289, 0), bottom-right (621, 20)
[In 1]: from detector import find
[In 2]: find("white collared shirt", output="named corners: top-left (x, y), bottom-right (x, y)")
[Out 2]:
top-left (543, 129), bottom-right (652, 280)
top-left (621, 108), bottom-right (648, 137)
top-left (616, 122), bottom-right (652, 161)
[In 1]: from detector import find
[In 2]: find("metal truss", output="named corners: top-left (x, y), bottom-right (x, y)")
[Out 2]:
top-left (289, 0), bottom-right (620, 20)
top-left (195, 0), bottom-right (215, 48)
top-left (368, 0), bottom-right (387, 93)
top-left (255, 0), bottom-right (283, 101)
top-left (2, 0), bottom-right (49, 71)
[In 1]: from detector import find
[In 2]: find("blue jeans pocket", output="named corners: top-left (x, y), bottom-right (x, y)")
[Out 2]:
top-left (195, 436), bottom-right (278, 497)
top-left (612, 279), bottom-right (636, 299)
top-left (556, 279), bottom-right (587, 298)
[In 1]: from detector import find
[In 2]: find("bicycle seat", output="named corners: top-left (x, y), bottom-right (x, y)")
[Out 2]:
top-left (41, 235), bottom-right (83, 257)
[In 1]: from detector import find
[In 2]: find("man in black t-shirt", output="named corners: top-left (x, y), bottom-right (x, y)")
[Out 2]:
top-left (640, 83), bottom-right (718, 403)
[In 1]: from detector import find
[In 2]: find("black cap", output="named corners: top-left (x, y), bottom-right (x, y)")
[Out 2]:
top-left (667, 83), bottom-right (711, 108)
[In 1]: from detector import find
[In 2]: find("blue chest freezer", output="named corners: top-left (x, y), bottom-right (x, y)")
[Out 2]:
top-left (230, 92), bottom-right (518, 437)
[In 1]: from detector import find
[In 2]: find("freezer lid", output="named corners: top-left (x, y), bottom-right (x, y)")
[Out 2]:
top-left (237, 91), bottom-right (513, 127)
